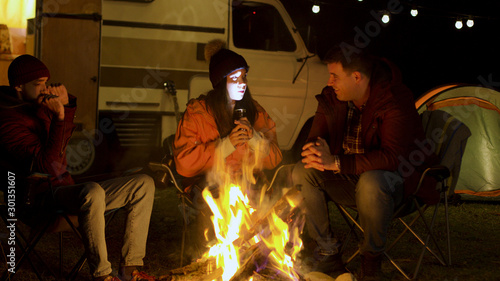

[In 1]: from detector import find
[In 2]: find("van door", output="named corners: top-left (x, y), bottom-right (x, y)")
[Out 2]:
top-left (229, 0), bottom-right (309, 149)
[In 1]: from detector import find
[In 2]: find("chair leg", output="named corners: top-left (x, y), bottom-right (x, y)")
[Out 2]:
top-left (414, 201), bottom-right (447, 266)
top-left (444, 193), bottom-right (451, 265)
top-left (383, 251), bottom-right (412, 280)
top-left (1, 222), bottom-right (51, 281)
top-left (180, 196), bottom-right (187, 268)
top-left (67, 255), bottom-right (87, 281)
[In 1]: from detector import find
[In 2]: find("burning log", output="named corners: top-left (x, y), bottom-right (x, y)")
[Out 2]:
top-left (235, 187), bottom-right (304, 247)
top-left (229, 241), bottom-right (270, 281)
top-left (158, 258), bottom-right (223, 281)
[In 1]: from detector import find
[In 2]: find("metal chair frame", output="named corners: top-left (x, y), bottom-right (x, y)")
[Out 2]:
top-left (336, 165), bottom-right (452, 280)
top-left (0, 174), bottom-right (120, 281)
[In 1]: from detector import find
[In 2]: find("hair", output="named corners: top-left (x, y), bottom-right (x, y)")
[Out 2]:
top-left (322, 45), bottom-right (375, 78)
top-left (205, 82), bottom-right (257, 138)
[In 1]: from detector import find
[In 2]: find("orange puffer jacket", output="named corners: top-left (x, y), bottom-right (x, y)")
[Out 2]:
top-left (173, 97), bottom-right (282, 179)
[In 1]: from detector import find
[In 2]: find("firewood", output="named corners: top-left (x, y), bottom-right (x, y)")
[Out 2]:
top-left (230, 242), bottom-right (271, 281)
top-left (235, 187), bottom-right (303, 247)
top-left (158, 258), bottom-right (223, 281)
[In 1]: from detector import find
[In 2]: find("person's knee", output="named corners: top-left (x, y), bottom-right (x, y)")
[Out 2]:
top-left (356, 170), bottom-right (400, 216)
top-left (292, 161), bottom-right (316, 188)
top-left (357, 170), bottom-right (399, 195)
top-left (133, 174), bottom-right (155, 197)
top-left (80, 182), bottom-right (106, 208)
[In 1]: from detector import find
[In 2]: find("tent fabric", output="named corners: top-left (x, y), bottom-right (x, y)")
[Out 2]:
top-left (416, 84), bottom-right (500, 197)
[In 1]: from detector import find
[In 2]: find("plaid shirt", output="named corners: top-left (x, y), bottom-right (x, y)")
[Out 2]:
top-left (343, 102), bottom-right (365, 155)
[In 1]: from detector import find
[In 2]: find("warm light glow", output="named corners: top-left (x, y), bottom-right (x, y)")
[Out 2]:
top-left (1, 0), bottom-right (36, 29)
top-left (410, 9), bottom-right (418, 17)
top-left (455, 19), bottom-right (463, 29)
top-left (201, 139), bottom-right (304, 281)
top-left (467, 19), bottom-right (474, 28)
top-left (382, 13), bottom-right (390, 24)
top-left (312, 5), bottom-right (320, 14)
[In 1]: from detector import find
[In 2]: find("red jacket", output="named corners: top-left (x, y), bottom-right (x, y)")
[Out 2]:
top-left (307, 60), bottom-right (439, 204)
top-left (174, 96), bottom-right (282, 179)
top-left (0, 86), bottom-right (76, 196)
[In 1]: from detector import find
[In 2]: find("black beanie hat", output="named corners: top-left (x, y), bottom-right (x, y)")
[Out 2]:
top-left (204, 39), bottom-right (249, 88)
top-left (8, 54), bottom-right (50, 87)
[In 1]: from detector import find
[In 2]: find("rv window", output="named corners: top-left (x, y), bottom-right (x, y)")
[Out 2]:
top-left (232, 2), bottom-right (296, 52)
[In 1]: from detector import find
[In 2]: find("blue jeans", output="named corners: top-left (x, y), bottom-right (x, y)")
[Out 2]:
top-left (292, 162), bottom-right (403, 256)
top-left (53, 174), bottom-right (155, 278)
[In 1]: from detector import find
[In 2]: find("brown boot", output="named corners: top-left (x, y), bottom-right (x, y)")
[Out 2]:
top-left (313, 252), bottom-right (346, 278)
top-left (359, 252), bottom-right (383, 281)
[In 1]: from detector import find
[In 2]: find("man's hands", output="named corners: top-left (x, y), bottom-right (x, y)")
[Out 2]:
top-left (228, 117), bottom-right (254, 147)
top-left (37, 83), bottom-right (69, 121)
top-left (301, 137), bottom-right (339, 172)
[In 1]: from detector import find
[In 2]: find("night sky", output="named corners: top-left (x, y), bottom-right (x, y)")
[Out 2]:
top-left (280, 0), bottom-right (500, 98)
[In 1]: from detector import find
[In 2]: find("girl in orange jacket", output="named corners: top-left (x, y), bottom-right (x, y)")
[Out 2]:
top-left (173, 40), bottom-right (282, 192)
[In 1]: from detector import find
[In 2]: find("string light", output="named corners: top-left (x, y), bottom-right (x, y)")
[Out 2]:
top-left (410, 8), bottom-right (418, 17)
top-left (312, 4), bottom-right (320, 13)
top-left (306, 0), bottom-right (496, 30)
top-left (381, 12), bottom-right (390, 24)
top-left (467, 18), bottom-right (474, 28)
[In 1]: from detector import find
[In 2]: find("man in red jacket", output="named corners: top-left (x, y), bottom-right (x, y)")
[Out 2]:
top-left (292, 47), bottom-right (438, 280)
top-left (0, 55), bottom-right (156, 281)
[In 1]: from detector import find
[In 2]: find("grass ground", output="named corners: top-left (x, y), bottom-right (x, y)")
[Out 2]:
top-left (1, 184), bottom-right (499, 281)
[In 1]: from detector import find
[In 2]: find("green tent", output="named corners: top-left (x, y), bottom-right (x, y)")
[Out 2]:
top-left (416, 84), bottom-right (500, 198)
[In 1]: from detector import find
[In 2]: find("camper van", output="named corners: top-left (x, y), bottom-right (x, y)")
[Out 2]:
top-left (35, 0), bottom-right (328, 175)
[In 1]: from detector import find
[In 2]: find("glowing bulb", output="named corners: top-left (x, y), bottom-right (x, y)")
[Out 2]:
top-left (455, 19), bottom-right (463, 29)
top-left (467, 19), bottom-right (474, 27)
top-left (312, 5), bottom-right (320, 13)
top-left (381, 13), bottom-right (390, 24)
top-left (410, 9), bottom-right (418, 17)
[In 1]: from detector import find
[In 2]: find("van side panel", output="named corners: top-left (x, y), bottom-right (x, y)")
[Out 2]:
top-left (100, 0), bottom-right (229, 143)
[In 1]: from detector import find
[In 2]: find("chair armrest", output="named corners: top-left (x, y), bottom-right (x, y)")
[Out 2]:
top-left (148, 162), bottom-right (184, 194)
top-left (424, 165), bottom-right (451, 181)
top-left (27, 172), bottom-right (51, 181)
top-left (266, 164), bottom-right (295, 192)
top-left (413, 165), bottom-right (451, 196)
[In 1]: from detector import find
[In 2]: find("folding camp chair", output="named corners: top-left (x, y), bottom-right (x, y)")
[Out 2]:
top-left (335, 110), bottom-right (470, 280)
top-left (0, 173), bottom-right (120, 281)
top-left (335, 165), bottom-right (451, 280)
top-left (148, 134), bottom-right (204, 267)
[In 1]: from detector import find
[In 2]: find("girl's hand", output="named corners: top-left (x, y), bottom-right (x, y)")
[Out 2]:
top-left (229, 117), bottom-right (253, 147)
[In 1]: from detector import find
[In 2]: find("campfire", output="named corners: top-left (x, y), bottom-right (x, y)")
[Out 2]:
top-left (162, 140), bottom-right (306, 281)
top-left (202, 184), bottom-right (304, 281)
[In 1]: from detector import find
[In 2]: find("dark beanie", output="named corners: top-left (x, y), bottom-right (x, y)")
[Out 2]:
top-left (8, 54), bottom-right (50, 87)
top-left (205, 39), bottom-right (248, 88)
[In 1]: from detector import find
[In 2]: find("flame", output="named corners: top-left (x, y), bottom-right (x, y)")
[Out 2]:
top-left (201, 133), bottom-right (303, 280)
top-left (203, 184), bottom-right (303, 281)
top-left (262, 210), bottom-right (303, 281)
top-left (202, 184), bottom-right (253, 280)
